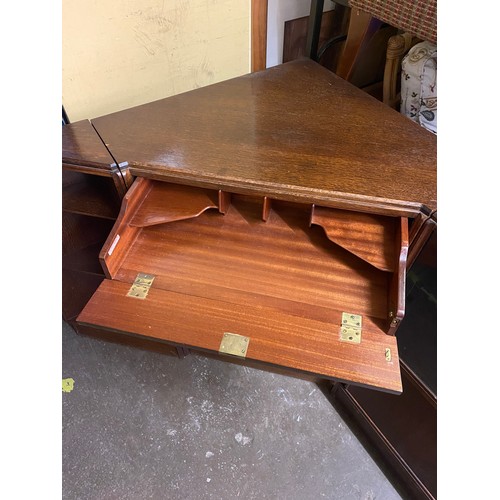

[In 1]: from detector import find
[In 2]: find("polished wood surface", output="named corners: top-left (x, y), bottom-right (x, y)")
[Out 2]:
top-left (91, 59), bottom-right (436, 218)
top-left (130, 181), bottom-right (219, 227)
top-left (310, 205), bottom-right (401, 272)
top-left (62, 119), bottom-right (116, 169)
top-left (98, 176), bottom-right (151, 279)
top-left (78, 278), bottom-right (401, 393)
top-left (388, 217), bottom-right (409, 336)
top-left (78, 178), bottom-right (404, 393)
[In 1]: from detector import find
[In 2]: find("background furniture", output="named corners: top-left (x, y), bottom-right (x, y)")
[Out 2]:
top-left (304, 3), bottom-right (437, 498)
top-left (62, 120), bottom-right (131, 327)
top-left (333, 217), bottom-right (437, 500)
top-left (383, 32), bottom-right (420, 109)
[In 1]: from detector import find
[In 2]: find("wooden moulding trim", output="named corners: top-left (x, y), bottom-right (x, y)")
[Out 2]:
top-left (62, 162), bottom-right (114, 178)
top-left (99, 177), bottom-right (153, 278)
top-left (127, 164), bottom-right (432, 219)
top-left (387, 217), bottom-right (409, 336)
top-left (309, 204), bottom-right (399, 272)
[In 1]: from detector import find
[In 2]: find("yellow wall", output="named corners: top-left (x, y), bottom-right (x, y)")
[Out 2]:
top-left (63, 0), bottom-right (250, 122)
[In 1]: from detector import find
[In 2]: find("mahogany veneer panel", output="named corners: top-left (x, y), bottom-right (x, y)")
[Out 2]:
top-left (311, 205), bottom-right (398, 271)
top-left (78, 280), bottom-right (402, 393)
top-left (129, 181), bottom-right (219, 227)
top-left (91, 59), bottom-right (436, 217)
top-left (78, 183), bottom-right (403, 392)
top-left (115, 197), bottom-right (390, 322)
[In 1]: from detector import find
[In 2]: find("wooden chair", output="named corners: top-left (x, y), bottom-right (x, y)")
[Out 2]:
top-left (382, 32), bottom-right (420, 110)
top-left (306, 0), bottom-right (434, 108)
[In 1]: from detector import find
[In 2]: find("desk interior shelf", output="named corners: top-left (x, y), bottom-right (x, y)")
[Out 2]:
top-left (62, 170), bottom-right (121, 220)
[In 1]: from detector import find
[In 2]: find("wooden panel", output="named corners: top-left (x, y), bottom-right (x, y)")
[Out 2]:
top-left (283, 7), bottom-right (348, 71)
top-left (336, 362), bottom-right (436, 499)
top-left (62, 270), bottom-right (105, 323)
top-left (129, 182), bottom-right (219, 227)
top-left (310, 205), bottom-right (399, 271)
top-left (62, 119), bottom-right (116, 169)
top-left (62, 212), bottom-right (115, 257)
top-left (98, 177), bottom-right (151, 279)
top-left (77, 279), bottom-right (402, 393)
top-left (388, 217), bottom-right (409, 335)
top-left (62, 171), bottom-right (121, 219)
top-left (62, 242), bottom-right (106, 275)
top-left (91, 59), bottom-right (437, 218)
top-left (115, 194), bottom-right (390, 322)
top-left (76, 324), bottom-right (182, 358)
top-left (251, 0), bottom-right (268, 72)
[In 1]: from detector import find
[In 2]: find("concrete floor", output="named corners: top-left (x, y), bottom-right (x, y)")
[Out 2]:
top-left (62, 320), bottom-right (409, 500)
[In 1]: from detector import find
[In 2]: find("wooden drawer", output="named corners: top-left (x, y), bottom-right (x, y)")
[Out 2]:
top-left (77, 177), bottom-right (409, 393)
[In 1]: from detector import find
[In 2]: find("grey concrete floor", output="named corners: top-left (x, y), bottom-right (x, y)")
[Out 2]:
top-left (62, 321), bottom-right (409, 500)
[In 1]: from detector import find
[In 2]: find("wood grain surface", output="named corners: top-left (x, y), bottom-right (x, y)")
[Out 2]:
top-left (78, 181), bottom-right (403, 392)
top-left (62, 119), bottom-right (116, 169)
top-left (310, 205), bottom-right (400, 272)
top-left (77, 279), bottom-right (402, 393)
top-left (129, 182), bottom-right (219, 227)
top-left (115, 194), bottom-right (390, 321)
top-left (90, 59), bottom-right (436, 217)
top-left (251, 0), bottom-right (268, 72)
top-left (99, 176), bottom-right (152, 278)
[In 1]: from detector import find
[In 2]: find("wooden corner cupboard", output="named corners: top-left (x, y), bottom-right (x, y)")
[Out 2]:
top-left (63, 59), bottom-right (436, 395)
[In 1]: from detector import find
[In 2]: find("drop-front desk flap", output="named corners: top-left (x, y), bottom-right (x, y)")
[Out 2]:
top-left (75, 59), bottom-right (437, 394)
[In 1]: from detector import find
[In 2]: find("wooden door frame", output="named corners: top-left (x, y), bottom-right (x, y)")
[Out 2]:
top-left (251, 0), bottom-right (268, 71)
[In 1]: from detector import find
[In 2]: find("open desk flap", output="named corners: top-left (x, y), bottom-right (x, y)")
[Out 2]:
top-left (77, 178), bottom-right (403, 394)
top-left (77, 279), bottom-right (402, 393)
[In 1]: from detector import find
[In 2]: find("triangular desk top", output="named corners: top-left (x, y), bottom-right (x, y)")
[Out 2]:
top-left (89, 59), bottom-right (436, 218)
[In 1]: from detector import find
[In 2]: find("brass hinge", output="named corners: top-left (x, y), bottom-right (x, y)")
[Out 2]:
top-left (127, 272), bottom-right (155, 299)
top-left (339, 312), bottom-right (362, 344)
top-left (219, 332), bottom-right (250, 358)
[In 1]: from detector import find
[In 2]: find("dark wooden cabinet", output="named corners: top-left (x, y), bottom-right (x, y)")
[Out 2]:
top-left (333, 221), bottom-right (437, 499)
top-left (62, 58), bottom-right (436, 493)
top-left (62, 120), bottom-right (130, 326)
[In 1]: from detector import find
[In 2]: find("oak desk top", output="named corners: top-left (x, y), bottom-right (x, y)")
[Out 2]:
top-left (85, 59), bottom-right (436, 218)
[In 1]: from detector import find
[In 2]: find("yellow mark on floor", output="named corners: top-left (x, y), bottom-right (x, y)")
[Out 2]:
top-left (62, 378), bottom-right (75, 393)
